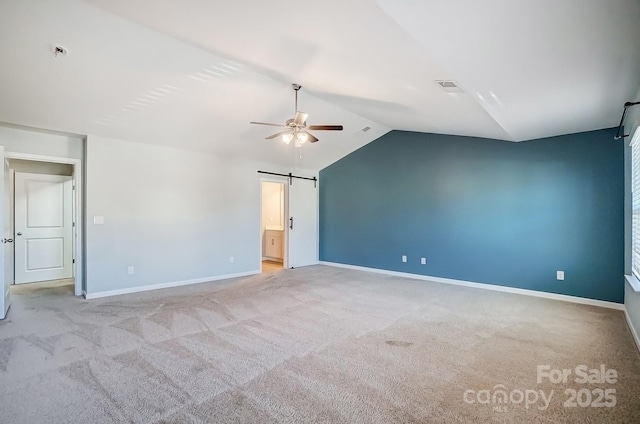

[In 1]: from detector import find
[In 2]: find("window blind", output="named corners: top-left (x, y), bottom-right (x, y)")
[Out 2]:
top-left (632, 129), bottom-right (640, 279)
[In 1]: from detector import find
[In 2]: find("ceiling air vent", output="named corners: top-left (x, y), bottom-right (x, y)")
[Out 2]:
top-left (52, 45), bottom-right (68, 57)
top-left (435, 80), bottom-right (464, 93)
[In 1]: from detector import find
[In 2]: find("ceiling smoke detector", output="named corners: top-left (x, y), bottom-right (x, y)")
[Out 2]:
top-left (52, 45), bottom-right (68, 57)
top-left (435, 80), bottom-right (464, 93)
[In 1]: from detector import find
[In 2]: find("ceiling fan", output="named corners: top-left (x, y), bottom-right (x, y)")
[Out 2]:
top-left (250, 83), bottom-right (343, 144)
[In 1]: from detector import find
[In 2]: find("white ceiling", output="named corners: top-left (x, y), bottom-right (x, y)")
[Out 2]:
top-left (1, 0), bottom-right (639, 170)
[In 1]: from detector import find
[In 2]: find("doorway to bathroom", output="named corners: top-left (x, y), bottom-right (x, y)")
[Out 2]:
top-left (261, 180), bottom-right (285, 273)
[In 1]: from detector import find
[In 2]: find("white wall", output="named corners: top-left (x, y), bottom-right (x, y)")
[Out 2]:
top-left (85, 135), bottom-right (309, 295)
top-left (0, 125), bottom-right (319, 297)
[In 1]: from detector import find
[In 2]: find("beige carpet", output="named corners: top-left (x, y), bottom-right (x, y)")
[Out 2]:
top-left (0, 265), bottom-right (638, 423)
top-left (10, 278), bottom-right (75, 295)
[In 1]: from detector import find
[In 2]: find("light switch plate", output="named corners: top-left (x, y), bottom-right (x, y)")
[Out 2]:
top-left (93, 216), bottom-right (104, 225)
top-left (402, 255), bottom-right (407, 263)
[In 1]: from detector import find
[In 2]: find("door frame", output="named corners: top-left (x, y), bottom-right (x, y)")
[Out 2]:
top-left (14, 172), bottom-right (74, 284)
top-left (259, 176), bottom-right (289, 270)
top-left (5, 152), bottom-right (83, 296)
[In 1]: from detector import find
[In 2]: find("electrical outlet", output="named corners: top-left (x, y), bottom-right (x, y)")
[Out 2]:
top-left (402, 255), bottom-right (407, 263)
top-left (230, 256), bottom-right (235, 264)
top-left (421, 257), bottom-right (427, 265)
top-left (127, 266), bottom-right (134, 275)
top-left (557, 270), bottom-right (564, 281)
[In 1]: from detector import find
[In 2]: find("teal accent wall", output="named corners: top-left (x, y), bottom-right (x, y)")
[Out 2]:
top-left (319, 128), bottom-right (624, 303)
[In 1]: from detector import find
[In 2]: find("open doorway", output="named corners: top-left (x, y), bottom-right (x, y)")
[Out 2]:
top-left (261, 180), bottom-right (286, 273)
top-left (6, 155), bottom-right (83, 297)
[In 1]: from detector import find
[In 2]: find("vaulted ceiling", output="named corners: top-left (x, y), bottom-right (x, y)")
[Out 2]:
top-left (1, 0), bottom-right (639, 170)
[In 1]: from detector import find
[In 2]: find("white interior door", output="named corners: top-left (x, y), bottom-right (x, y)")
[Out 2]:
top-left (287, 177), bottom-right (318, 268)
top-left (3, 155), bottom-right (11, 317)
top-left (1, 148), bottom-right (9, 319)
top-left (15, 172), bottom-right (73, 284)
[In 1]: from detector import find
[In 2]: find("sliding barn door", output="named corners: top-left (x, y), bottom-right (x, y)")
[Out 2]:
top-left (287, 177), bottom-right (318, 268)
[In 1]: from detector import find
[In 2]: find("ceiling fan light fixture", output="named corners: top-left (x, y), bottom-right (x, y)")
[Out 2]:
top-left (251, 83), bottom-right (344, 144)
top-left (282, 133), bottom-right (293, 144)
top-left (296, 132), bottom-right (308, 144)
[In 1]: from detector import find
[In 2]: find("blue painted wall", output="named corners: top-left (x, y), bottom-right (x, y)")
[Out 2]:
top-left (319, 128), bottom-right (624, 303)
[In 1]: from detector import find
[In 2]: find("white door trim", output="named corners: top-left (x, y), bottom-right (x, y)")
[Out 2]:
top-left (1, 148), bottom-right (9, 319)
top-left (5, 152), bottom-right (83, 296)
top-left (259, 176), bottom-right (289, 270)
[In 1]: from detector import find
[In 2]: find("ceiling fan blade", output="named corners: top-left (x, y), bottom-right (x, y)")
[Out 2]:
top-left (250, 121), bottom-right (287, 127)
top-left (293, 111), bottom-right (308, 126)
top-left (306, 132), bottom-right (319, 143)
top-left (266, 131), bottom-right (289, 140)
top-left (308, 125), bottom-right (343, 131)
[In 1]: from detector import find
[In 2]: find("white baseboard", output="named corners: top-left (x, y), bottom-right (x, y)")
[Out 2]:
top-left (84, 270), bottom-right (260, 300)
top-left (319, 261), bottom-right (625, 311)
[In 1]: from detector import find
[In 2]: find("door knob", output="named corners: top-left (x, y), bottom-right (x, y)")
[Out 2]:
top-left (16, 232), bottom-right (22, 236)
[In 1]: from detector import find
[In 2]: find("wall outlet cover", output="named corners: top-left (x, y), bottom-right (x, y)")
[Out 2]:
top-left (557, 270), bottom-right (565, 281)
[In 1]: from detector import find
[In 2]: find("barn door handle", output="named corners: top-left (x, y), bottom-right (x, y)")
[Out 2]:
top-left (289, 217), bottom-right (294, 230)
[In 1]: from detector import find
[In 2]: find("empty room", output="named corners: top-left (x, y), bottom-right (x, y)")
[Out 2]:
top-left (1, 0), bottom-right (640, 423)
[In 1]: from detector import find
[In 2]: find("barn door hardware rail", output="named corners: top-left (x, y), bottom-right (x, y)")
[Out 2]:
top-left (614, 101), bottom-right (640, 140)
top-left (257, 170), bottom-right (317, 187)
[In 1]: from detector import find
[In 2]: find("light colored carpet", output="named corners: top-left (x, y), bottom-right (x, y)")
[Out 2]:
top-left (0, 265), bottom-right (638, 423)
top-left (10, 278), bottom-right (75, 295)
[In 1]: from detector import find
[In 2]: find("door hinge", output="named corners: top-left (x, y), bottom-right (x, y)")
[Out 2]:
top-left (72, 184), bottom-right (76, 190)
top-left (72, 222), bottom-right (76, 227)
top-left (73, 259), bottom-right (75, 264)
